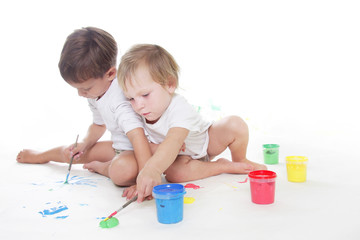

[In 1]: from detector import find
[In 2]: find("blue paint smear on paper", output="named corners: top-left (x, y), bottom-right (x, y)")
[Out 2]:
top-left (56, 175), bottom-right (97, 187)
top-left (55, 215), bottom-right (69, 219)
top-left (39, 201), bottom-right (68, 217)
top-left (31, 183), bottom-right (44, 186)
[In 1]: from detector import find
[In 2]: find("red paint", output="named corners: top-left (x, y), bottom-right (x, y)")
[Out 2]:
top-left (238, 178), bottom-right (248, 183)
top-left (249, 181), bottom-right (276, 204)
top-left (184, 183), bottom-right (201, 189)
top-left (248, 170), bottom-right (277, 204)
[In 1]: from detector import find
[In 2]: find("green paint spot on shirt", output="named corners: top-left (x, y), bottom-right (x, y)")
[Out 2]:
top-left (99, 217), bottom-right (119, 228)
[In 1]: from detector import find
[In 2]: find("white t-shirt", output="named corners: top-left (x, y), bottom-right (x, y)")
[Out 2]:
top-left (88, 80), bottom-right (144, 150)
top-left (144, 94), bottom-right (212, 159)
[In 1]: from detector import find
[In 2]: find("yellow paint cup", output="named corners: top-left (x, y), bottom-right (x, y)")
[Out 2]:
top-left (286, 156), bottom-right (308, 182)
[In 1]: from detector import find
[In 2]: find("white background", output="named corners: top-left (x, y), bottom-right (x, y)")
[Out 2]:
top-left (1, 0), bottom-right (359, 157)
top-left (1, 1), bottom-right (359, 239)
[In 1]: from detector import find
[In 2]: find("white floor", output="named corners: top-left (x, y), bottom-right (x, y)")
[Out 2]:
top-left (1, 1), bottom-right (360, 239)
top-left (1, 126), bottom-right (359, 240)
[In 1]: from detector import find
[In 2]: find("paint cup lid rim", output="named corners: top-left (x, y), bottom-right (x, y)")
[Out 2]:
top-left (248, 170), bottom-right (277, 179)
top-left (263, 144), bottom-right (280, 148)
top-left (153, 183), bottom-right (185, 195)
top-left (286, 156), bottom-right (308, 162)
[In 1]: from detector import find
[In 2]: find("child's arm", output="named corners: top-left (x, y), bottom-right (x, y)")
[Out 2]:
top-left (122, 128), bottom-right (152, 200)
top-left (126, 127), bottom-right (152, 172)
top-left (83, 123), bottom-right (107, 145)
top-left (69, 123), bottom-right (106, 159)
top-left (136, 127), bottom-right (190, 202)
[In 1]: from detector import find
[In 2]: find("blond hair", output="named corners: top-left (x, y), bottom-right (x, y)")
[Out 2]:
top-left (118, 44), bottom-right (179, 91)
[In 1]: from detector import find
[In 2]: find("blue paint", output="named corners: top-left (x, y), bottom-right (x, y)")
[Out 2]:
top-left (39, 201), bottom-right (68, 217)
top-left (55, 215), bottom-right (69, 219)
top-left (69, 176), bottom-right (97, 187)
top-left (79, 203), bottom-right (88, 206)
top-left (152, 184), bottom-right (186, 224)
top-left (64, 173), bottom-right (70, 184)
top-left (31, 183), bottom-right (44, 186)
top-left (57, 175), bottom-right (97, 187)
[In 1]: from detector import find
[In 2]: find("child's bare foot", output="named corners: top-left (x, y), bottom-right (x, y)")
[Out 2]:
top-left (83, 161), bottom-right (110, 177)
top-left (240, 158), bottom-right (267, 171)
top-left (16, 149), bottom-right (49, 164)
top-left (216, 158), bottom-right (254, 174)
top-left (215, 158), bottom-right (267, 174)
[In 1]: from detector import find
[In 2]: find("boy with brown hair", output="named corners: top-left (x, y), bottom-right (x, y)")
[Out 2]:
top-left (17, 27), bottom-right (151, 186)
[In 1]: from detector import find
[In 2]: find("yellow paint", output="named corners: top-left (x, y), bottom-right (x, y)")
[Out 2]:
top-left (224, 183), bottom-right (238, 189)
top-left (286, 156), bottom-right (308, 182)
top-left (184, 197), bottom-right (195, 204)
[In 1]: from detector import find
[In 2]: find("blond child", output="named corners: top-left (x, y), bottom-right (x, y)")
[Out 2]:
top-left (17, 27), bottom-right (152, 186)
top-left (117, 44), bottom-right (266, 202)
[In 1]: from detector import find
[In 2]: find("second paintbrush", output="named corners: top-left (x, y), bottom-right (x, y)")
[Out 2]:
top-left (104, 195), bottom-right (138, 221)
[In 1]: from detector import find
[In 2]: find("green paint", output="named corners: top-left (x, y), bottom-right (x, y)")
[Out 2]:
top-left (210, 104), bottom-right (221, 111)
top-left (99, 217), bottom-right (119, 228)
top-left (263, 144), bottom-right (280, 165)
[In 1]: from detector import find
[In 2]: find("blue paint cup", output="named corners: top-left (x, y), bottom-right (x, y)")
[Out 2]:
top-left (152, 184), bottom-right (186, 224)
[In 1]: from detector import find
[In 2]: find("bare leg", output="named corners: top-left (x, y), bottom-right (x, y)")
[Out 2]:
top-left (165, 156), bottom-right (253, 183)
top-left (84, 150), bottom-right (139, 186)
top-left (207, 116), bottom-right (267, 170)
top-left (17, 141), bottom-right (115, 164)
top-left (17, 147), bottom-right (68, 164)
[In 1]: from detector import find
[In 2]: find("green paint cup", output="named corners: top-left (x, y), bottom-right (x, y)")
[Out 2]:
top-left (263, 144), bottom-right (280, 164)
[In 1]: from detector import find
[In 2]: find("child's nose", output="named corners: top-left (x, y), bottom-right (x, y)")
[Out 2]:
top-left (135, 98), bottom-right (145, 110)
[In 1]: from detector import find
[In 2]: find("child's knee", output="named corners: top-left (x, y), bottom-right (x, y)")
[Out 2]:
top-left (109, 166), bottom-right (137, 186)
top-left (165, 169), bottom-right (185, 183)
top-left (164, 158), bottom-right (191, 183)
top-left (108, 157), bottom-right (137, 186)
top-left (224, 116), bottom-right (248, 135)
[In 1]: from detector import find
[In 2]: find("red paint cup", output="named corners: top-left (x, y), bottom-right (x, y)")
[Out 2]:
top-left (248, 170), bottom-right (277, 204)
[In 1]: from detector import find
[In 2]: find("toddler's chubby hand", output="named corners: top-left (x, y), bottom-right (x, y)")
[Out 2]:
top-left (136, 167), bottom-right (162, 203)
top-left (64, 142), bottom-right (85, 162)
top-left (123, 185), bottom-right (153, 201)
top-left (122, 185), bottom-right (137, 200)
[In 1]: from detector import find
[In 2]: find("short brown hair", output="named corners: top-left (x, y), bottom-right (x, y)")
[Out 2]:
top-left (59, 27), bottom-right (117, 83)
top-left (118, 44), bottom-right (179, 91)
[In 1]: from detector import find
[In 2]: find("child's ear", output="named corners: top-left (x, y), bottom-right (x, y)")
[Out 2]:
top-left (166, 76), bottom-right (177, 94)
top-left (106, 67), bottom-right (117, 81)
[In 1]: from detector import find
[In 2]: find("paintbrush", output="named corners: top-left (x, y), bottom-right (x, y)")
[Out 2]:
top-left (103, 195), bottom-right (138, 221)
top-left (64, 134), bottom-right (79, 184)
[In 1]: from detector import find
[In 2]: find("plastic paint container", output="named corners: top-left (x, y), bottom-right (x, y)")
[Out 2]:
top-left (248, 170), bottom-right (277, 204)
top-left (263, 144), bottom-right (280, 164)
top-left (152, 184), bottom-right (186, 224)
top-left (286, 156), bottom-right (308, 182)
